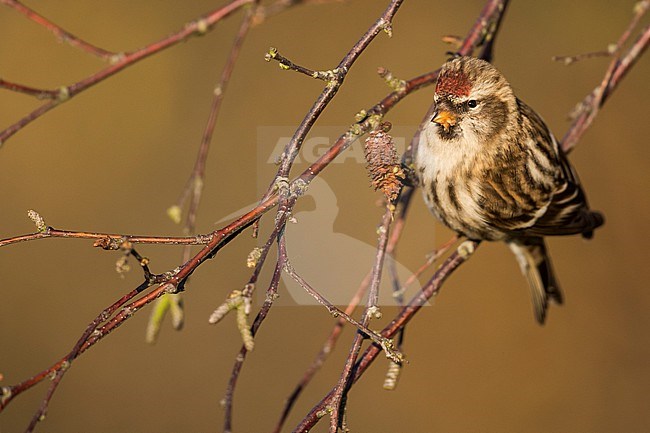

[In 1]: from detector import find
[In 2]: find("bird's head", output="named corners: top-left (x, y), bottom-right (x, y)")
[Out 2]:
top-left (431, 56), bottom-right (517, 141)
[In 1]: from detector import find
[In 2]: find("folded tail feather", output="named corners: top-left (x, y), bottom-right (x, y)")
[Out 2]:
top-left (508, 238), bottom-right (563, 324)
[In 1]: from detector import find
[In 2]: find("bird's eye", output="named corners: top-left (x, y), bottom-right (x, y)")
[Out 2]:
top-left (467, 99), bottom-right (478, 109)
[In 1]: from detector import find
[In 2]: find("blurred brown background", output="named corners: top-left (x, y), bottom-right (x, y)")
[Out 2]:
top-left (1, 1), bottom-right (649, 432)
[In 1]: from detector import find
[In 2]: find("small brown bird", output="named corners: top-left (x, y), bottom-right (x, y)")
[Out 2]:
top-left (416, 56), bottom-right (604, 324)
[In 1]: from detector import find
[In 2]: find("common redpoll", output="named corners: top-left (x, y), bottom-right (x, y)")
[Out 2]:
top-left (416, 56), bottom-right (604, 324)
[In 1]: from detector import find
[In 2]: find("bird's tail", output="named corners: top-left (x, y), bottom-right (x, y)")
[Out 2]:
top-left (581, 210), bottom-right (605, 239)
top-left (508, 238), bottom-right (563, 324)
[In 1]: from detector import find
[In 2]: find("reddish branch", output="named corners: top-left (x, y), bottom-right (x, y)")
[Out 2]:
top-left (146, 3), bottom-right (262, 344)
top-left (292, 240), bottom-right (482, 432)
top-left (176, 4), bottom-right (258, 236)
top-left (0, 225), bottom-right (211, 248)
top-left (222, 209), bottom-right (290, 433)
top-left (0, 79), bottom-right (59, 99)
top-left (265, 0), bottom-right (404, 204)
top-left (253, 0), bottom-right (346, 25)
top-left (328, 206), bottom-right (394, 432)
top-left (0, 0), bottom-right (115, 59)
top-left (0, 0), bottom-right (254, 146)
top-left (561, 3), bottom-right (649, 152)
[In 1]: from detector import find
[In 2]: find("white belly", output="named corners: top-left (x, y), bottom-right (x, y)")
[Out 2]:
top-left (416, 123), bottom-right (502, 240)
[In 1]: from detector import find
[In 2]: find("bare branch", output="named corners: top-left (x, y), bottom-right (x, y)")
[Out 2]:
top-left (267, 0), bottom-right (404, 201)
top-left (0, 0), bottom-right (254, 147)
top-left (0, 79), bottom-right (59, 99)
top-left (0, 0), bottom-right (116, 60)
top-left (292, 240), bottom-right (482, 432)
top-left (328, 205), bottom-right (394, 431)
top-left (561, 2), bottom-right (649, 152)
top-left (253, 0), bottom-right (346, 25)
top-left (0, 225), bottom-right (212, 248)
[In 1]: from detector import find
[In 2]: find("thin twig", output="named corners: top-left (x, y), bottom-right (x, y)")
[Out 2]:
top-left (253, 0), bottom-right (346, 25)
top-left (272, 188), bottom-right (418, 433)
top-left (328, 206), bottom-right (394, 432)
top-left (0, 0), bottom-right (116, 60)
top-left (554, 0), bottom-right (648, 66)
top-left (221, 183), bottom-right (300, 432)
top-left (176, 5), bottom-right (257, 233)
top-left (292, 241), bottom-right (482, 433)
top-left (561, 3), bottom-right (649, 153)
top-left (223, 250), bottom-right (284, 433)
top-left (281, 241), bottom-right (400, 363)
top-left (0, 226), bottom-right (212, 248)
top-left (390, 234), bottom-right (459, 305)
top-left (0, 0), bottom-right (254, 147)
top-left (149, 2), bottom-right (260, 344)
top-left (0, 79), bottom-right (59, 99)
top-left (265, 48), bottom-right (342, 81)
top-left (271, 271), bottom-right (371, 433)
top-left (262, 0), bottom-right (404, 208)
top-left (552, 48), bottom-right (616, 66)
top-left (222, 215), bottom-right (284, 433)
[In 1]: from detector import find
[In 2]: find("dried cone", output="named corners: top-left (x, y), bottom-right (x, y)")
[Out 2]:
top-left (364, 124), bottom-right (404, 202)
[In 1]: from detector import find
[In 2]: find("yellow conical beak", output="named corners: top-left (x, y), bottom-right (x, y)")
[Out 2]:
top-left (432, 111), bottom-right (457, 132)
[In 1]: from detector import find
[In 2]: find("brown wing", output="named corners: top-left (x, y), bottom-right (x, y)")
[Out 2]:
top-left (512, 99), bottom-right (604, 238)
top-left (524, 140), bottom-right (603, 237)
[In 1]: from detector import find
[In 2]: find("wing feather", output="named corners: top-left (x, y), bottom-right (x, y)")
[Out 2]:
top-left (514, 100), bottom-right (604, 238)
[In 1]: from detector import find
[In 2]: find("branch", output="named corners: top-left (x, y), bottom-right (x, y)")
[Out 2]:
top-left (0, 0), bottom-right (116, 60)
top-left (265, 0), bottom-right (403, 204)
top-left (0, 0), bottom-right (253, 147)
top-left (0, 79), bottom-right (59, 99)
top-left (561, 1), bottom-right (649, 152)
top-left (281, 239), bottom-right (401, 363)
top-left (328, 205), bottom-right (394, 432)
top-left (172, 5), bottom-right (257, 233)
top-left (252, 0), bottom-right (346, 25)
top-left (292, 241), bottom-right (482, 433)
top-left (0, 214), bottom-right (212, 248)
top-left (149, 2), bottom-right (260, 344)
top-left (222, 241), bottom-right (284, 433)
top-left (271, 187), bottom-right (423, 433)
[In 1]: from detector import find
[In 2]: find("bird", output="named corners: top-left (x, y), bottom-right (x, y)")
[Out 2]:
top-left (415, 56), bottom-right (604, 324)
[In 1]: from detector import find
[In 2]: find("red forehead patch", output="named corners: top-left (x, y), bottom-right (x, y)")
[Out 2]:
top-left (435, 70), bottom-right (471, 98)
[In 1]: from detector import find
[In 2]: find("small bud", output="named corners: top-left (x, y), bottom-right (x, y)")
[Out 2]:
top-left (167, 205), bottom-right (182, 224)
top-left (56, 86), bottom-right (70, 102)
top-left (355, 109), bottom-right (368, 123)
top-left (195, 19), bottom-right (208, 35)
top-left (115, 255), bottom-right (130, 275)
top-left (27, 209), bottom-right (47, 233)
top-left (383, 360), bottom-right (402, 390)
top-left (247, 247), bottom-right (263, 268)
top-left (265, 47), bottom-right (278, 62)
